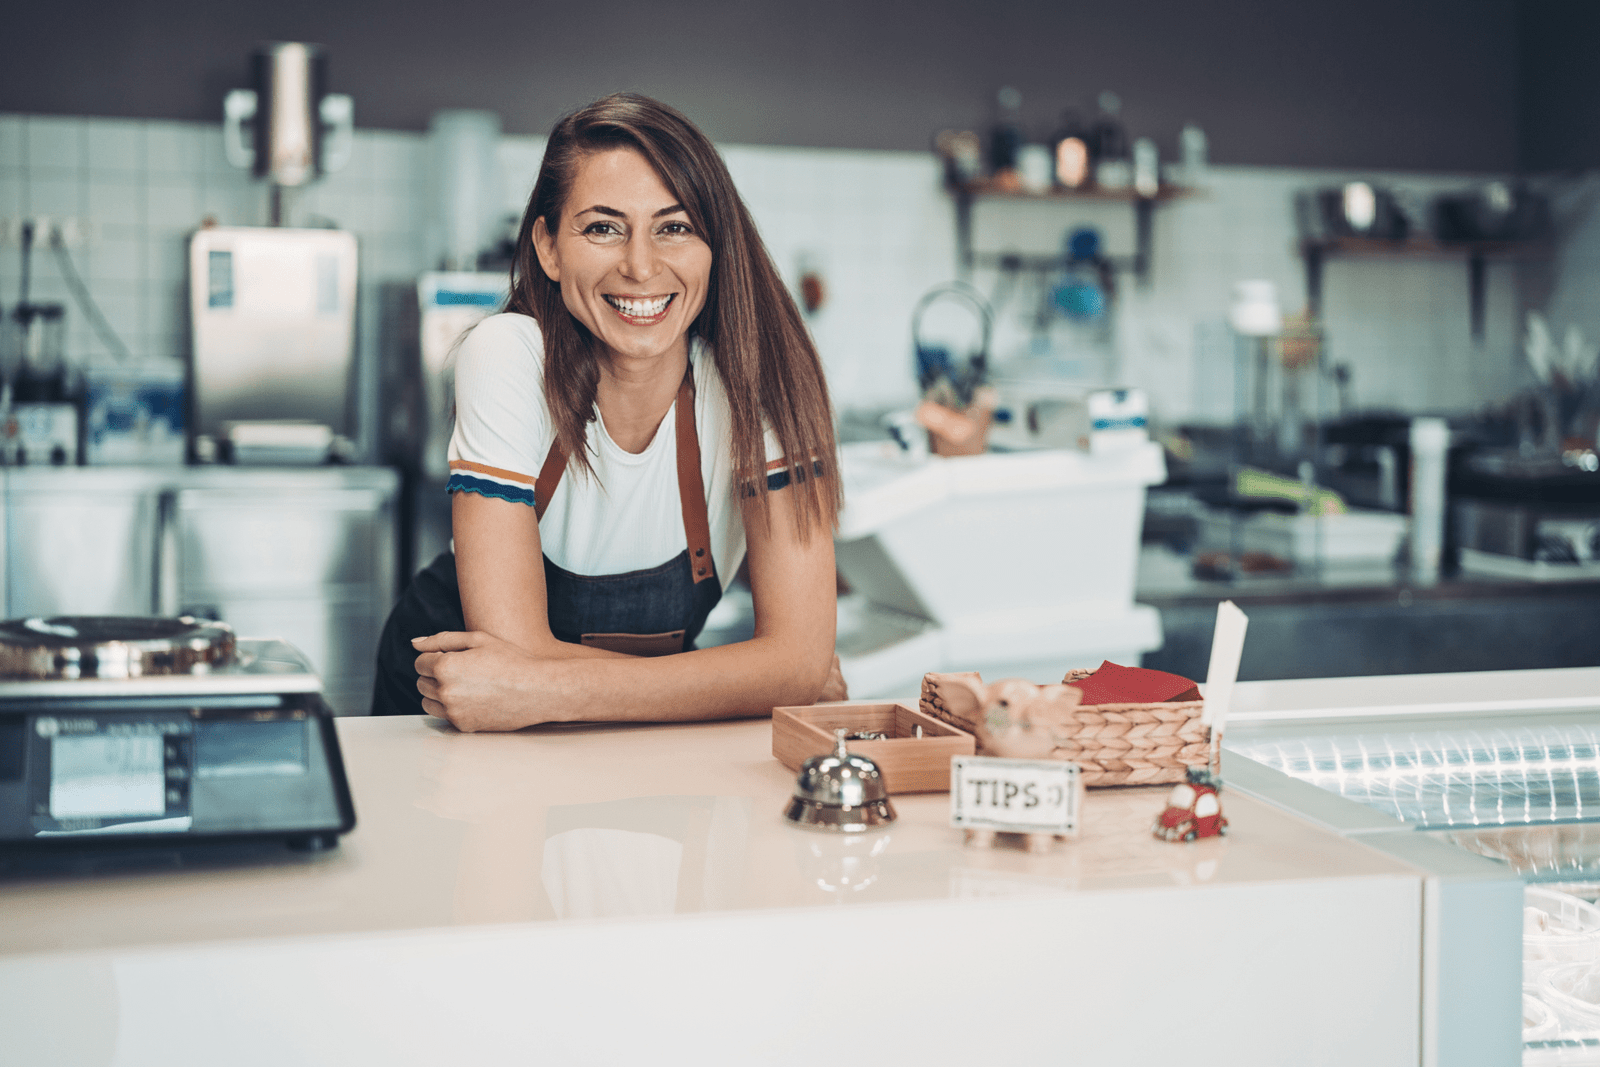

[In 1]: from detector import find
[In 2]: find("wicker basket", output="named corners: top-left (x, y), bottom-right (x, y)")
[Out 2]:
top-left (920, 669), bottom-right (1209, 788)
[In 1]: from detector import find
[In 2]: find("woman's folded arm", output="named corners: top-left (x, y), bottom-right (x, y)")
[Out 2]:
top-left (416, 483), bottom-right (837, 732)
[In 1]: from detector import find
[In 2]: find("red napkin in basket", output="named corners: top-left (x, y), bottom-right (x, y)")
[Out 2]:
top-left (1064, 661), bottom-right (1201, 705)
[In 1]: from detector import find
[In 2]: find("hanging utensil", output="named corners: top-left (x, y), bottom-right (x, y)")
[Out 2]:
top-left (911, 281), bottom-right (993, 408)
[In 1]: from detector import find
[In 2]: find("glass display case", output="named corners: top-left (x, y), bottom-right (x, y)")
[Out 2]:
top-left (1222, 667), bottom-right (1600, 1065)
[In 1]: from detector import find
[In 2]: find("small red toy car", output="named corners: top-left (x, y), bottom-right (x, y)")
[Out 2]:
top-left (1153, 766), bottom-right (1227, 842)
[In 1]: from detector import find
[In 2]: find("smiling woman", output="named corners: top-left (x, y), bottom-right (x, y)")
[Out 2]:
top-left (370, 93), bottom-right (844, 730)
top-left (531, 147), bottom-right (714, 451)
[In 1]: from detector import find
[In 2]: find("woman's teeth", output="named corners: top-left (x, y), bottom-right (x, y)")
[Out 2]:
top-left (605, 294), bottom-right (673, 317)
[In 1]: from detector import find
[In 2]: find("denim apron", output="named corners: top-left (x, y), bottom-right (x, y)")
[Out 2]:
top-left (371, 374), bottom-right (722, 716)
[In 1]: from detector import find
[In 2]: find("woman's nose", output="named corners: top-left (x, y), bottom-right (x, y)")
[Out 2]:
top-left (620, 231), bottom-right (659, 280)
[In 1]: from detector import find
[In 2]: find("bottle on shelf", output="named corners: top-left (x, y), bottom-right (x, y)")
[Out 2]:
top-left (1179, 123), bottom-right (1208, 187)
top-left (988, 86), bottom-right (1025, 192)
top-left (934, 128), bottom-right (984, 188)
top-left (1133, 138), bottom-right (1160, 199)
top-left (1051, 108), bottom-right (1091, 190)
top-left (1090, 90), bottom-right (1130, 190)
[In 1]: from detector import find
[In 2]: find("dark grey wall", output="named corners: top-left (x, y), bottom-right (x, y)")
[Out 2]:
top-left (4, 0), bottom-right (1521, 171)
top-left (1518, 0), bottom-right (1600, 172)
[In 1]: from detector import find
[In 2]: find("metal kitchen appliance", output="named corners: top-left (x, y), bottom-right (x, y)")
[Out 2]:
top-left (3, 218), bottom-right (79, 466)
top-left (1453, 449), bottom-right (1600, 579)
top-left (0, 617), bottom-right (355, 856)
top-left (222, 42), bottom-right (354, 221)
top-left (416, 272), bottom-right (505, 481)
top-left (188, 225), bottom-right (359, 463)
top-left (385, 271), bottom-right (504, 575)
top-left (200, 41), bottom-right (360, 463)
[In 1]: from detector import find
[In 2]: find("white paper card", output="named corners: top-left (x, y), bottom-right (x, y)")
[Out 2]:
top-left (1200, 599), bottom-right (1250, 732)
top-left (950, 756), bottom-right (1082, 835)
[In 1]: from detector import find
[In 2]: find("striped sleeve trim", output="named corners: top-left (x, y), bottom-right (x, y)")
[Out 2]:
top-left (746, 458), bottom-right (829, 496)
top-left (449, 459), bottom-right (537, 485)
top-left (446, 472), bottom-right (538, 508)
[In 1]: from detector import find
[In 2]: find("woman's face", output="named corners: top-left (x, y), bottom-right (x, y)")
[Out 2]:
top-left (533, 147), bottom-right (712, 368)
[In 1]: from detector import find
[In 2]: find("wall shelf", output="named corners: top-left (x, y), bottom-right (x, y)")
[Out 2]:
top-left (949, 181), bottom-right (1196, 284)
top-left (1300, 236), bottom-right (1553, 339)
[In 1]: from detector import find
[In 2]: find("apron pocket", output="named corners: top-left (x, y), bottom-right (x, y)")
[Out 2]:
top-left (580, 631), bottom-right (686, 657)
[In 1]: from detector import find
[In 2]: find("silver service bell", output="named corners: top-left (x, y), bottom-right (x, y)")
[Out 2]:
top-left (783, 728), bottom-right (896, 832)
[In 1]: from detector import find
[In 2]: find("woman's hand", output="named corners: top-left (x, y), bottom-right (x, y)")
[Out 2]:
top-left (414, 631), bottom-right (551, 732)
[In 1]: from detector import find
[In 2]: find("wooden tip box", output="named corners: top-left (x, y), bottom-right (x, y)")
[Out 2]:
top-left (771, 701), bottom-right (975, 794)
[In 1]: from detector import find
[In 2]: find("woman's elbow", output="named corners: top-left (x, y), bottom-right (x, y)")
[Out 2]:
top-left (772, 643), bottom-right (838, 707)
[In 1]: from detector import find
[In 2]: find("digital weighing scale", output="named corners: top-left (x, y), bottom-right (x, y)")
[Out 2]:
top-left (0, 617), bottom-right (356, 857)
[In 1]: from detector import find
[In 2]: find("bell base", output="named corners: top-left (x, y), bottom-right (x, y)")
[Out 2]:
top-left (783, 796), bottom-right (896, 832)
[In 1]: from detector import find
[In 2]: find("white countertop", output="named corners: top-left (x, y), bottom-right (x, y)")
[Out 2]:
top-left (0, 705), bottom-right (1437, 1066)
top-left (0, 713), bottom-right (1418, 954)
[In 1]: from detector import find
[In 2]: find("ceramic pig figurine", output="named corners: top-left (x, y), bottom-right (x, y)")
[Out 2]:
top-left (938, 675), bottom-right (1084, 852)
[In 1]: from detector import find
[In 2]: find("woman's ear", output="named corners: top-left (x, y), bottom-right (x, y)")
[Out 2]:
top-left (531, 216), bottom-right (561, 283)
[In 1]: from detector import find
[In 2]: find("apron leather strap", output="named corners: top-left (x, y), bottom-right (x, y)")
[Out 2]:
top-left (673, 373), bottom-right (714, 584)
top-left (533, 437), bottom-right (569, 521)
top-left (533, 370), bottom-right (714, 585)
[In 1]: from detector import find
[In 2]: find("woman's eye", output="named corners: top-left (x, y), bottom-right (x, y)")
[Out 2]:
top-left (582, 221), bottom-right (624, 242)
top-left (657, 220), bottom-right (695, 238)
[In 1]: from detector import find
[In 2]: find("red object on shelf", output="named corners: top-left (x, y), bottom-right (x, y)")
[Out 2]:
top-left (1064, 660), bottom-right (1200, 705)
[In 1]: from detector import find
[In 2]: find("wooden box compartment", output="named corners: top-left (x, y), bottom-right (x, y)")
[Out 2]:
top-left (772, 701), bottom-right (975, 794)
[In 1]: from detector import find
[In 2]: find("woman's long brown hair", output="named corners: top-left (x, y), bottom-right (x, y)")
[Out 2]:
top-left (505, 93), bottom-right (841, 536)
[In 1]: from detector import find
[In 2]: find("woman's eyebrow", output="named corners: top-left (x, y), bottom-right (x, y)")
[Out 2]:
top-left (573, 203), bottom-right (687, 219)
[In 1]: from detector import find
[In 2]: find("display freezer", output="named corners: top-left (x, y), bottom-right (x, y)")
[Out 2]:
top-left (1221, 666), bottom-right (1600, 1066)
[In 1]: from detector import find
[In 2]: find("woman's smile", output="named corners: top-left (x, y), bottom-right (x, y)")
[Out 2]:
top-left (533, 147), bottom-right (711, 367)
top-left (603, 292), bottom-right (676, 324)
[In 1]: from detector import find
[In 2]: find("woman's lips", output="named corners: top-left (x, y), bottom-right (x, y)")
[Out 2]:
top-left (604, 293), bottom-right (675, 324)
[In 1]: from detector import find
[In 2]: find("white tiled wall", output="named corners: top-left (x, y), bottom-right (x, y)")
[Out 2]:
top-left (1130, 166), bottom-right (1523, 422)
top-left (2, 111), bottom-right (1529, 440)
top-left (482, 135), bottom-right (1526, 424)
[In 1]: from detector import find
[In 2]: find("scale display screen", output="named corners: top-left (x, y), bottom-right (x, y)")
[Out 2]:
top-left (49, 734), bottom-right (166, 819)
top-left (27, 714), bottom-right (194, 835)
top-left (0, 697), bottom-right (353, 847)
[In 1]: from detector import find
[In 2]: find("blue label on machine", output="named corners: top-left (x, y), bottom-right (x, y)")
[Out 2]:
top-left (207, 250), bottom-right (234, 308)
top-left (434, 289), bottom-right (502, 307)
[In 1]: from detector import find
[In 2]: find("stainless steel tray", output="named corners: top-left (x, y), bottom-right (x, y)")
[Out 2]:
top-left (0, 638), bottom-right (320, 698)
top-left (0, 616), bottom-right (236, 681)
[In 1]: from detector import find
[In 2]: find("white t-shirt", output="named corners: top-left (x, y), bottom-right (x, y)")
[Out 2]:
top-left (446, 313), bottom-right (779, 590)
